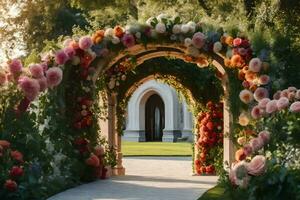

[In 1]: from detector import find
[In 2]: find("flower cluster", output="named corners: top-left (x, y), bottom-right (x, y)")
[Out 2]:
top-left (249, 87), bottom-right (300, 119)
top-left (229, 155), bottom-right (266, 188)
top-left (0, 59), bottom-right (63, 113)
top-left (194, 102), bottom-right (223, 175)
top-left (74, 138), bottom-right (109, 179)
top-left (106, 58), bottom-right (135, 90)
top-left (0, 140), bottom-right (24, 192)
top-left (73, 97), bottom-right (93, 130)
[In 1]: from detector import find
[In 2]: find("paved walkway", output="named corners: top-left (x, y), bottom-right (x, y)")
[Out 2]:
top-left (48, 157), bottom-right (218, 200)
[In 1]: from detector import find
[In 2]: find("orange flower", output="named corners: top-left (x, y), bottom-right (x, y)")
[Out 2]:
top-left (196, 56), bottom-right (209, 67)
top-left (0, 140), bottom-right (10, 149)
top-left (92, 30), bottom-right (105, 44)
top-left (224, 58), bottom-right (232, 67)
top-left (220, 36), bottom-right (226, 44)
top-left (245, 71), bottom-right (257, 82)
top-left (238, 70), bottom-right (245, 80)
top-left (235, 148), bottom-right (246, 161)
top-left (249, 84), bottom-right (258, 92)
top-left (225, 36), bottom-right (233, 46)
top-left (11, 150), bottom-right (23, 162)
top-left (231, 54), bottom-right (244, 68)
top-left (114, 26), bottom-right (124, 38)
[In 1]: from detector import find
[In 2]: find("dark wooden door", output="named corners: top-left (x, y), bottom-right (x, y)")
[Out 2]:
top-left (145, 94), bottom-right (165, 141)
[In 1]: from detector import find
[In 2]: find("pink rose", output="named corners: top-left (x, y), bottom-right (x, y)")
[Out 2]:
top-left (192, 32), bottom-right (205, 48)
top-left (254, 87), bottom-right (269, 101)
top-left (18, 76), bottom-right (40, 101)
top-left (243, 144), bottom-right (253, 156)
top-left (29, 64), bottom-right (44, 78)
top-left (249, 58), bottom-right (262, 72)
top-left (258, 98), bottom-right (270, 109)
top-left (55, 50), bottom-right (69, 65)
top-left (239, 89), bottom-right (254, 104)
top-left (64, 47), bottom-right (76, 58)
top-left (46, 67), bottom-right (63, 88)
top-left (251, 106), bottom-right (262, 119)
top-left (37, 77), bottom-right (48, 92)
top-left (249, 137), bottom-right (264, 152)
top-left (79, 36), bottom-right (93, 50)
top-left (280, 89), bottom-right (289, 98)
top-left (258, 75), bottom-right (270, 85)
top-left (122, 34), bottom-right (135, 48)
top-left (276, 97), bottom-right (289, 110)
top-left (273, 91), bottom-right (281, 100)
top-left (233, 38), bottom-right (242, 47)
top-left (290, 101), bottom-right (300, 113)
top-left (258, 130), bottom-right (270, 145)
top-left (8, 59), bottom-right (23, 74)
top-left (288, 87), bottom-right (297, 93)
top-left (266, 100), bottom-right (278, 114)
top-left (246, 155), bottom-right (266, 176)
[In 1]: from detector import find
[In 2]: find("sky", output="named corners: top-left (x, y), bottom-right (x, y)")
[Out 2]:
top-left (0, 2), bottom-right (25, 64)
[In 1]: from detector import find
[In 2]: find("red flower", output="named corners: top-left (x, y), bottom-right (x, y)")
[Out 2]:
top-left (86, 154), bottom-right (100, 167)
top-left (10, 166), bottom-right (24, 177)
top-left (206, 121), bottom-right (214, 131)
top-left (74, 138), bottom-right (89, 146)
top-left (194, 159), bottom-right (201, 167)
top-left (4, 180), bottom-right (17, 192)
top-left (11, 150), bottom-right (23, 163)
top-left (205, 165), bottom-right (215, 174)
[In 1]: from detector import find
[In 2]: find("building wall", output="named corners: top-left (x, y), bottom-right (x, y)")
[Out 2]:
top-left (122, 79), bottom-right (194, 142)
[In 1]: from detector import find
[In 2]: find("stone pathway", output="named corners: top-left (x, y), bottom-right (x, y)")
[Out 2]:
top-left (48, 157), bottom-right (218, 200)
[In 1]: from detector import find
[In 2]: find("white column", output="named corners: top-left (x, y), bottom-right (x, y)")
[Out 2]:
top-left (182, 100), bottom-right (193, 142)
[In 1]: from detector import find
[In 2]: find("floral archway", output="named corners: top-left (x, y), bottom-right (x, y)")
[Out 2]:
top-left (1, 14), bottom-right (299, 199)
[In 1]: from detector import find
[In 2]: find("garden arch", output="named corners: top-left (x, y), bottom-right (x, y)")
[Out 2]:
top-left (95, 44), bottom-right (234, 175)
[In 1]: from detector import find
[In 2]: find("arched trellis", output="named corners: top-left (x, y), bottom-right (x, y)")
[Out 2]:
top-left (95, 44), bottom-right (234, 176)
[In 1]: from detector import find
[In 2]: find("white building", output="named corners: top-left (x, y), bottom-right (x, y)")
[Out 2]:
top-left (122, 79), bottom-right (194, 142)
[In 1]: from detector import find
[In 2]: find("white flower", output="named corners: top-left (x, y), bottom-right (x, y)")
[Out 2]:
top-left (104, 28), bottom-right (114, 38)
top-left (172, 24), bottom-right (181, 34)
top-left (187, 46), bottom-right (199, 57)
top-left (111, 36), bottom-right (120, 44)
top-left (155, 22), bottom-right (166, 34)
top-left (187, 21), bottom-right (196, 33)
top-left (213, 42), bottom-right (222, 53)
top-left (135, 32), bottom-right (141, 39)
top-left (184, 38), bottom-right (192, 47)
top-left (181, 24), bottom-right (190, 34)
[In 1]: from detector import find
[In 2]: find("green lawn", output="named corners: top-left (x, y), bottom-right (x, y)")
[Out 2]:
top-left (122, 141), bottom-right (192, 156)
top-left (198, 184), bottom-right (230, 200)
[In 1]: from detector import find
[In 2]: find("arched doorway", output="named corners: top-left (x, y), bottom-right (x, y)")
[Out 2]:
top-left (145, 94), bottom-right (165, 141)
